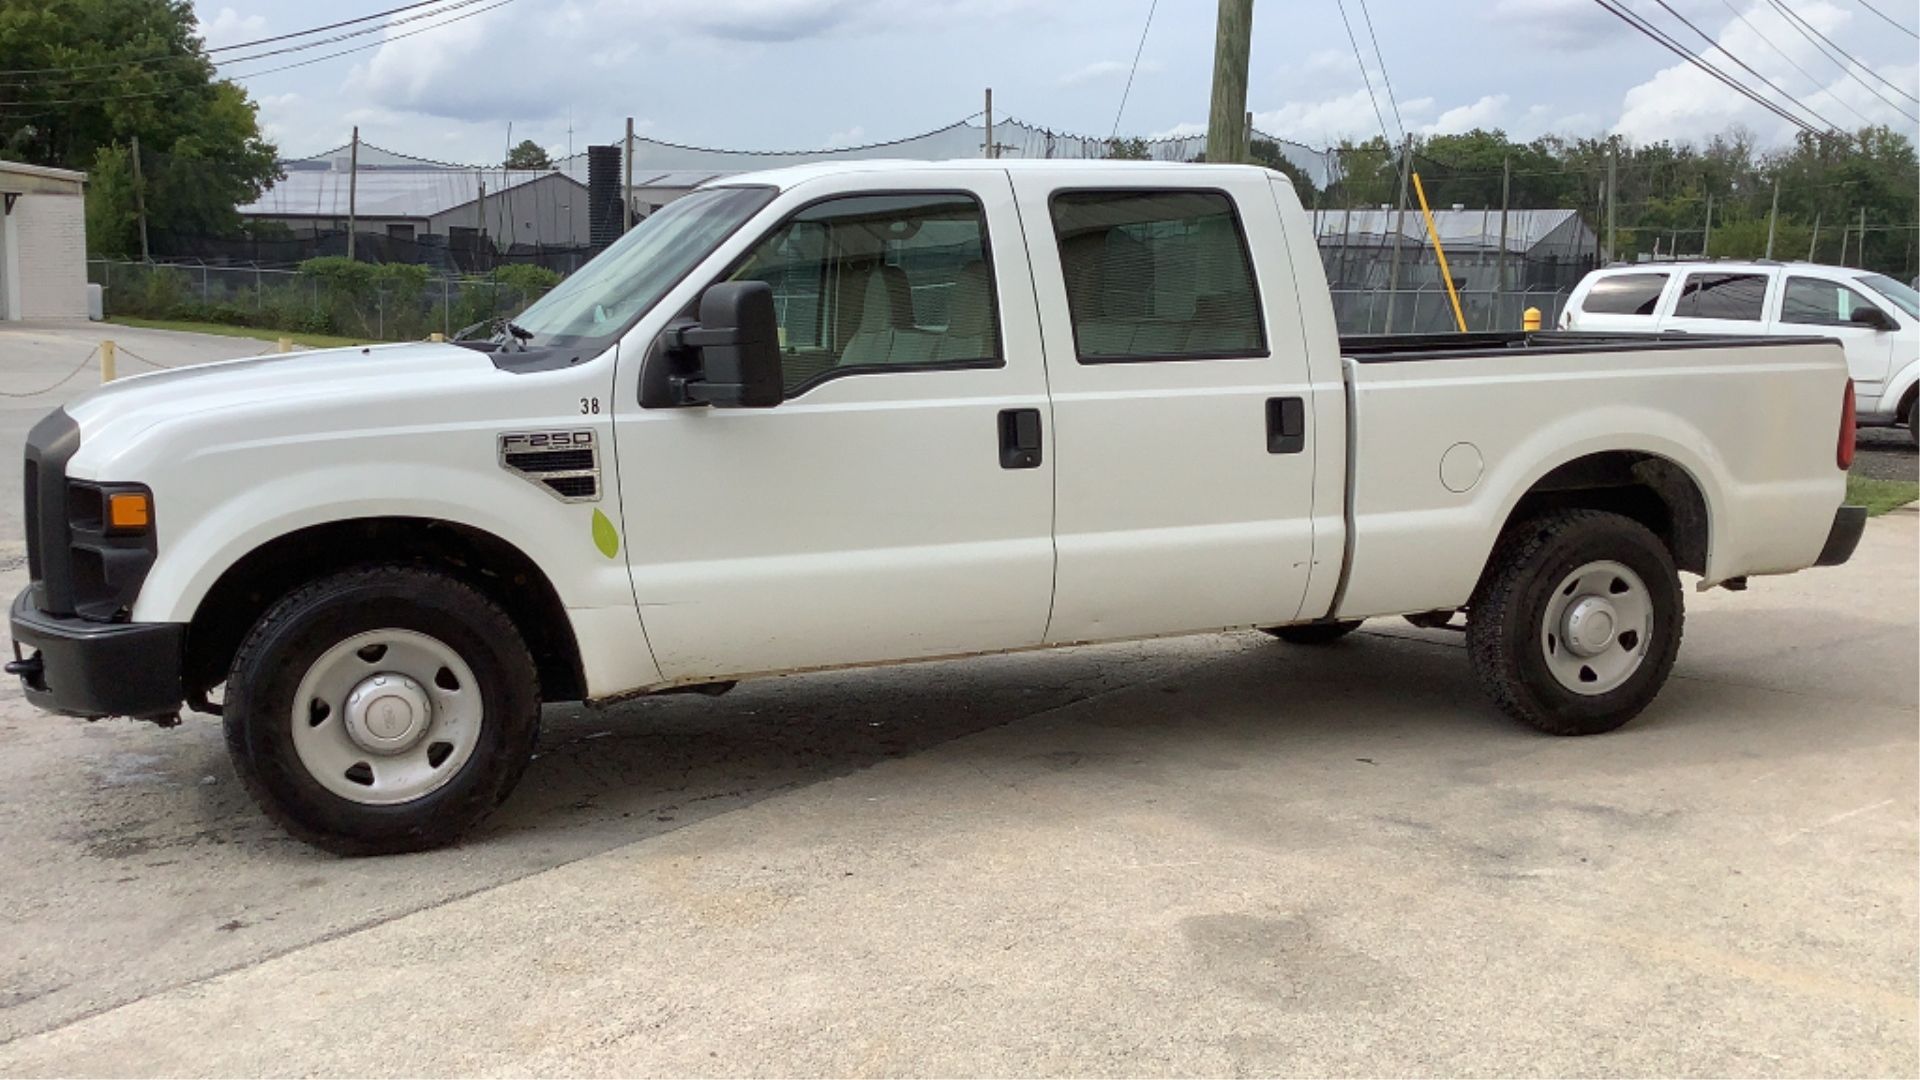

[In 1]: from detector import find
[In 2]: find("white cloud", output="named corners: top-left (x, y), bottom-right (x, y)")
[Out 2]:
top-left (1058, 58), bottom-right (1163, 86)
top-left (1421, 93), bottom-right (1510, 135)
top-left (823, 125), bottom-right (865, 147)
top-left (1149, 120), bottom-right (1206, 139)
top-left (201, 6), bottom-right (267, 47)
top-left (1610, 0), bottom-right (1920, 143)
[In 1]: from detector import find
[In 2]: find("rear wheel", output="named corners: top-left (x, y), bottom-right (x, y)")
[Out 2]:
top-left (1263, 620), bottom-right (1364, 645)
top-left (224, 566), bottom-right (540, 855)
top-left (1467, 511), bottom-right (1682, 736)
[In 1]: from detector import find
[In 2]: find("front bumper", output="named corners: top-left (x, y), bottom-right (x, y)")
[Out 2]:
top-left (9, 589), bottom-right (184, 718)
top-left (1816, 505), bottom-right (1868, 567)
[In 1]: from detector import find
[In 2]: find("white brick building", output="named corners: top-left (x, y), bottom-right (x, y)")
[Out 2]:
top-left (0, 161), bottom-right (88, 320)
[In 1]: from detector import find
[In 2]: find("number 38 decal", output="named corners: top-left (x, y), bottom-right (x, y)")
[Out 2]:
top-left (580, 397), bottom-right (600, 415)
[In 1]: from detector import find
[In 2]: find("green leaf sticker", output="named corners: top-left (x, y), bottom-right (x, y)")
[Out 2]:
top-left (591, 508), bottom-right (620, 559)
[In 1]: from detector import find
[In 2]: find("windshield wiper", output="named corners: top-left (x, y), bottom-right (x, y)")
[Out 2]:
top-left (453, 317), bottom-right (536, 351)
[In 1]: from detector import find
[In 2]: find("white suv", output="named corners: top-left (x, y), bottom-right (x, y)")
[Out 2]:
top-left (1564, 261), bottom-right (1920, 442)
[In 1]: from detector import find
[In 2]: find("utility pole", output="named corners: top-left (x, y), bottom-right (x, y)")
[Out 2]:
top-left (1243, 110), bottom-right (1254, 163)
top-left (623, 117), bottom-right (636, 233)
top-left (1809, 210), bottom-right (1821, 261)
top-left (347, 126), bottom-right (359, 261)
top-left (983, 87), bottom-right (995, 159)
top-left (1604, 141), bottom-right (1617, 263)
top-left (1496, 155), bottom-right (1510, 294)
top-left (128, 135), bottom-right (150, 262)
top-left (1764, 178), bottom-right (1780, 259)
top-left (1701, 192), bottom-right (1713, 257)
top-left (1205, 0), bottom-right (1253, 167)
top-left (1383, 135), bottom-right (1413, 330)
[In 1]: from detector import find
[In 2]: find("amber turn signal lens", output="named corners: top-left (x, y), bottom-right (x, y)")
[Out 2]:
top-left (107, 491), bottom-right (151, 530)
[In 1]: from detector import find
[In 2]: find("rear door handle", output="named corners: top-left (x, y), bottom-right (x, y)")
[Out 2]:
top-left (1266, 397), bottom-right (1305, 454)
top-left (999, 408), bottom-right (1042, 469)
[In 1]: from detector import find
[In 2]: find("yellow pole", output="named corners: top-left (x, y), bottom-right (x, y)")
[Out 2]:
top-left (1522, 307), bottom-right (1542, 332)
top-left (1412, 171), bottom-right (1469, 333)
top-left (277, 337), bottom-right (292, 354)
top-left (99, 340), bottom-right (116, 383)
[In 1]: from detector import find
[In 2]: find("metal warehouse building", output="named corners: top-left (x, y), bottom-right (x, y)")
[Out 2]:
top-left (0, 161), bottom-right (89, 321)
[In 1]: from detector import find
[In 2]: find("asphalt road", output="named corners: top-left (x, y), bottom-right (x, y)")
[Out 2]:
top-left (0, 321), bottom-right (1912, 1074)
top-left (1854, 426), bottom-right (1917, 482)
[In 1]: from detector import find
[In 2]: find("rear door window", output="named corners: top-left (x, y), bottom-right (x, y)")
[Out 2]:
top-left (1672, 273), bottom-right (1767, 322)
top-left (1049, 189), bottom-right (1264, 362)
top-left (1581, 273), bottom-right (1669, 316)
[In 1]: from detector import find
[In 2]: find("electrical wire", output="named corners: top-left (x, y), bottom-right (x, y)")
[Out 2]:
top-left (1760, 0), bottom-right (1919, 110)
top-left (1110, 0), bottom-right (1159, 139)
top-left (1848, 0), bottom-right (1918, 40)
top-left (1332, 0), bottom-right (1397, 149)
top-left (1353, 0), bottom-right (1406, 145)
top-left (1588, 0), bottom-right (1827, 137)
top-left (1647, 0), bottom-right (1853, 135)
top-left (1711, 0), bottom-right (1878, 129)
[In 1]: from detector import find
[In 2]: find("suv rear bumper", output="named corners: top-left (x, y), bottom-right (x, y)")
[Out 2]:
top-left (1816, 505), bottom-right (1867, 567)
top-left (9, 589), bottom-right (184, 718)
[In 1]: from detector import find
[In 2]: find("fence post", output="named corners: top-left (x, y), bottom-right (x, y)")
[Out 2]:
top-left (100, 339), bottom-right (116, 383)
top-left (443, 278), bottom-right (451, 338)
top-left (255, 264), bottom-right (263, 312)
top-left (201, 264), bottom-right (209, 306)
top-left (278, 337), bottom-right (292, 354)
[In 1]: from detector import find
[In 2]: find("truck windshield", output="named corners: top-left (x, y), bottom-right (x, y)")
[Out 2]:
top-left (505, 185), bottom-right (776, 348)
top-left (1857, 273), bottom-right (1918, 319)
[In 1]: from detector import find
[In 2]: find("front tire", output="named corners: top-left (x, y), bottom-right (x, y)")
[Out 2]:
top-left (1467, 511), bottom-right (1683, 736)
top-left (224, 566), bottom-right (540, 855)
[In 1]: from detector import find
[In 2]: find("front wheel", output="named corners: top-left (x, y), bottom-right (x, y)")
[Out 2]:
top-left (1467, 511), bottom-right (1683, 736)
top-left (224, 566), bottom-right (541, 855)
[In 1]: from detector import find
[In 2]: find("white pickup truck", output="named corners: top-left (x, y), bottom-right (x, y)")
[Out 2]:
top-left (11, 160), bottom-right (1864, 854)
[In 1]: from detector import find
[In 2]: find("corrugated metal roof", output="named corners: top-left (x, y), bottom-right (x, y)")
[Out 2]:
top-left (1311, 208), bottom-right (1590, 253)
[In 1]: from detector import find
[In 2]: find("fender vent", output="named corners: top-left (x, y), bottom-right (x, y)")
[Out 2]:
top-left (498, 430), bottom-right (600, 503)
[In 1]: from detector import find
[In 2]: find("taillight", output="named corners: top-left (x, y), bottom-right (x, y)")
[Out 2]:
top-left (1837, 378), bottom-right (1856, 470)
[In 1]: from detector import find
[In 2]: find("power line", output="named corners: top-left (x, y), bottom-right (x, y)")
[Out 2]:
top-left (1110, 0), bottom-right (1159, 139)
top-left (1589, 0), bottom-right (1826, 138)
top-left (0, 0), bottom-right (494, 91)
top-left (1352, 0), bottom-right (1405, 144)
top-left (0, 0), bottom-right (462, 77)
top-left (1331, 0), bottom-right (1396, 149)
top-left (1759, 0), bottom-right (1919, 111)
top-left (1647, 0), bottom-right (1853, 136)
top-left (1848, 0), bottom-right (1918, 40)
top-left (1711, 0), bottom-right (1878, 130)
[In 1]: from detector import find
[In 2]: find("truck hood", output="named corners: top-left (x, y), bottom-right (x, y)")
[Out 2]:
top-left (63, 341), bottom-right (497, 444)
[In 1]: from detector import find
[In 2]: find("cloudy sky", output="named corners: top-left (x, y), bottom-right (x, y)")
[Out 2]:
top-left (194, 0), bottom-right (1920, 163)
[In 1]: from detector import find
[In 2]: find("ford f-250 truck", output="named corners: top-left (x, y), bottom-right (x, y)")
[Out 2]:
top-left (10, 161), bottom-right (1865, 854)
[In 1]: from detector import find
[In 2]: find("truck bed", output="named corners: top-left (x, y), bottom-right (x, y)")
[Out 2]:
top-left (1339, 329), bottom-right (1841, 361)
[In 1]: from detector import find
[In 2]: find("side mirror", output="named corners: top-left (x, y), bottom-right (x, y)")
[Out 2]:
top-left (672, 281), bottom-right (783, 407)
top-left (1848, 306), bottom-right (1896, 332)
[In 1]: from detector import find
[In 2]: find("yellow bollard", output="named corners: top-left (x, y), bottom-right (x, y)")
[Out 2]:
top-left (277, 337), bottom-right (292, 354)
top-left (1522, 307), bottom-right (1543, 332)
top-left (99, 340), bottom-right (116, 383)
top-left (429, 332), bottom-right (444, 343)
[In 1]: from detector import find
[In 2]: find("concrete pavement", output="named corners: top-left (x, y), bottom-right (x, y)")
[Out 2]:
top-left (0, 512), bottom-right (1912, 1076)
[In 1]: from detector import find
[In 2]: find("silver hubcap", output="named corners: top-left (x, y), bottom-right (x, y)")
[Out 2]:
top-left (1541, 560), bottom-right (1652, 695)
top-left (290, 629), bottom-right (483, 805)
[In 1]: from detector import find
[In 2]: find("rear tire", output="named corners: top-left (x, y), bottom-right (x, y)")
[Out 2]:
top-left (1467, 510), bottom-right (1682, 736)
top-left (1263, 620), bottom-right (1364, 645)
top-left (224, 566), bottom-right (540, 855)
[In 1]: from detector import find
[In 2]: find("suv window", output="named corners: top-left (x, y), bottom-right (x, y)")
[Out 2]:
top-left (1781, 276), bottom-right (1883, 326)
top-left (1582, 273), bottom-right (1668, 316)
top-left (1050, 189), bottom-right (1264, 362)
top-left (1672, 272), bottom-right (1767, 321)
top-left (728, 192), bottom-right (1001, 396)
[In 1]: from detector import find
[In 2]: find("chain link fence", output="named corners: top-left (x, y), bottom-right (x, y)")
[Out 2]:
top-left (89, 259), bottom-right (554, 342)
top-left (1331, 287), bottom-right (1571, 335)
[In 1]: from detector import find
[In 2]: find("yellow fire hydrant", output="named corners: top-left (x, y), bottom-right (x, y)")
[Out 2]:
top-left (1522, 307), bottom-right (1543, 332)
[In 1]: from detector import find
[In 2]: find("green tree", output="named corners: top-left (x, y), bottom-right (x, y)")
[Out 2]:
top-left (0, 0), bottom-right (280, 252)
top-left (504, 139), bottom-right (551, 170)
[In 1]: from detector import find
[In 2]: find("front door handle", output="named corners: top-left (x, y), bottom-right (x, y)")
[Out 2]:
top-left (1266, 397), bottom-right (1305, 454)
top-left (999, 408), bottom-right (1042, 469)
